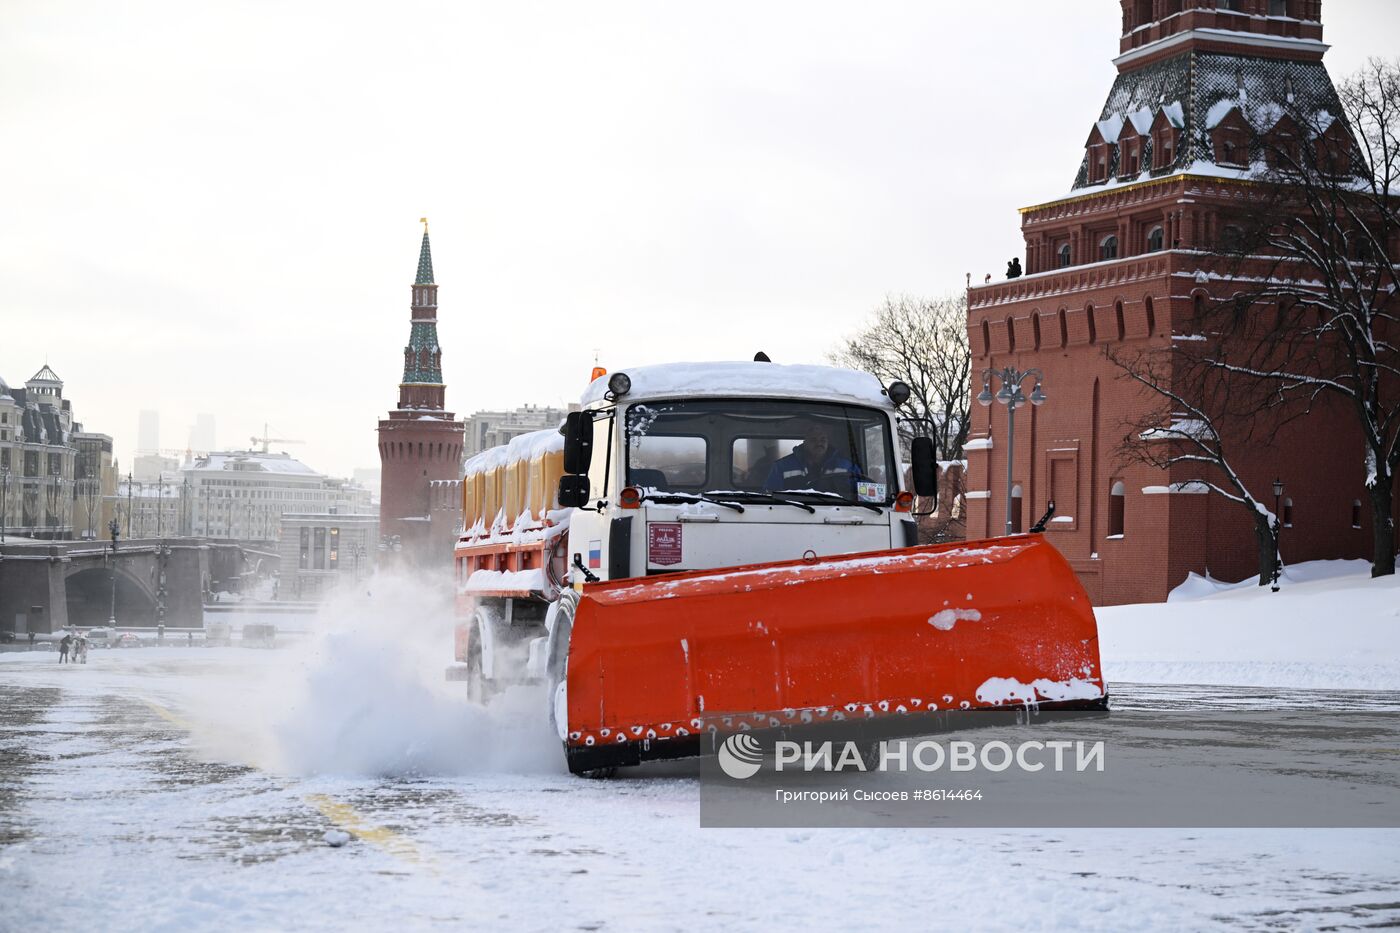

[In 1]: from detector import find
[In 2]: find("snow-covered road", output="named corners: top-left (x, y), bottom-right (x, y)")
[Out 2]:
top-left (2, 648), bottom-right (1398, 933)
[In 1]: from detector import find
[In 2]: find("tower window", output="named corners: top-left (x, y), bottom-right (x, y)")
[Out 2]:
top-left (1269, 0), bottom-right (1288, 15)
top-left (1010, 484), bottom-right (1023, 534)
top-left (1100, 235), bottom-right (1119, 260)
top-left (1282, 498), bottom-right (1294, 528)
top-left (1108, 481), bottom-right (1126, 537)
top-left (1352, 500), bottom-right (1362, 528)
top-left (1058, 243), bottom-right (1072, 268)
top-left (1147, 227), bottom-right (1165, 252)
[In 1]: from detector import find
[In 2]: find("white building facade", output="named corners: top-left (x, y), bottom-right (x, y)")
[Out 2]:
top-left (463, 404), bottom-right (576, 459)
top-left (183, 451), bottom-right (373, 541)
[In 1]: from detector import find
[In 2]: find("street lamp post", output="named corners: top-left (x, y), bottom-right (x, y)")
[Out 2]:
top-left (1272, 477), bottom-right (1284, 592)
top-left (977, 367), bottom-right (1047, 536)
top-left (1, 467), bottom-right (9, 545)
top-left (107, 517), bottom-right (121, 624)
top-left (155, 542), bottom-right (169, 628)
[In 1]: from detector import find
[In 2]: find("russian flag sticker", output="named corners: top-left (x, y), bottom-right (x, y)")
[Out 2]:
top-left (588, 539), bottom-right (603, 569)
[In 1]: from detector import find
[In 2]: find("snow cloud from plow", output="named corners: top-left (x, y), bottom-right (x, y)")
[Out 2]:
top-left (181, 573), bottom-right (562, 778)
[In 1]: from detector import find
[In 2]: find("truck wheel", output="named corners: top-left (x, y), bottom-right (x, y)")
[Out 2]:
top-left (545, 592), bottom-right (578, 741)
top-left (466, 634), bottom-right (493, 705)
top-left (566, 752), bottom-right (618, 780)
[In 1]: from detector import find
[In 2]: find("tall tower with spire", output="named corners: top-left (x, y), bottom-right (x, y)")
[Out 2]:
top-left (377, 220), bottom-right (465, 568)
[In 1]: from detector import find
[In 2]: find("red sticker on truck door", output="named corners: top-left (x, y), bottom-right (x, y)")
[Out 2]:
top-left (648, 523), bottom-right (683, 566)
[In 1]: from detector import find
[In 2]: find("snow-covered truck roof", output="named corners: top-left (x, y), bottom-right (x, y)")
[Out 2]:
top-left (580, 361), bottom-right (893, 409)
top-left (463, 427), bottom-right (564, 477)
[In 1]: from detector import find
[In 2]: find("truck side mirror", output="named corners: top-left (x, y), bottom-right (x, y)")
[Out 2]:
top-left (911, 437), bottom-right (937, 498)
top-left (562, 411), bottom-right (594, 475)
top-left (557, 474), bottom-right (591, 509)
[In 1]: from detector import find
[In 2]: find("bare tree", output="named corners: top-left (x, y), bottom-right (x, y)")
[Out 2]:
top-left (1197, 58), bottom-right (1400, 576)
top-left (1109, 345), bottom-right (1282, 586)
top-left (77, 478), bottom-right (101, 539)
top-left (830, 294), bottom-right (972, 461)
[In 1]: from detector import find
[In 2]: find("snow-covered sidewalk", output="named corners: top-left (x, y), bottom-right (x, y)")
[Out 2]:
top-left (1099, 560), bottom-right (1400, 691)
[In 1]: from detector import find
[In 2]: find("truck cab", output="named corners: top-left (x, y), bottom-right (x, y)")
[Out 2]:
top-left (562, 362), bottom-right (929, 583)
top-left (450, 360), bottom-right (936, 700)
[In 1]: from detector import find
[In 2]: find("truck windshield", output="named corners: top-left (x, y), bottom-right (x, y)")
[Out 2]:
top-left (623, 398), bottom-right (898, 504)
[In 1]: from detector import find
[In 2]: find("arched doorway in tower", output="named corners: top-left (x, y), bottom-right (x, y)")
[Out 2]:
top-left (1010, 484), bottom-right (1024, 534)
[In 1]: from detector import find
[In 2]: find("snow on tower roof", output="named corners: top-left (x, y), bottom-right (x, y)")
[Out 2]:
top-left (579, 361), bottom-right (893, 408)
top-left (1095, 114), bottom-right (1125, 143)
top-left (1066, 51), bottom-right (1348, 195)
top-left (1126, 107), bottom-right (1156, 136)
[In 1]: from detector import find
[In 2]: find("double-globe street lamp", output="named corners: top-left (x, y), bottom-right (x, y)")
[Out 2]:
top-left (977, 366), bottom-right (1047, 536)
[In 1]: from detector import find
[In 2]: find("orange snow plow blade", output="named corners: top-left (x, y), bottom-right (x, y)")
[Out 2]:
top-left (563, 535), bottom-right (1105, 771)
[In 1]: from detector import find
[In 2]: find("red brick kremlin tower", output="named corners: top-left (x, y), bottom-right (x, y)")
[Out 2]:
top-left (964, 0), bottom-right (1382, 605)
top-left (377, 220), bottom-right (465, 568)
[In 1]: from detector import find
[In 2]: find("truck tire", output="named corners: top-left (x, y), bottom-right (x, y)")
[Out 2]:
top-left (466, 635), bottom-right (491, 705)
top-left (467, 607), bottom-right (501, 705)
top-left (545, 592), bottom-right (614, 777)
top-left (545, 592), bottom-right (577, 741)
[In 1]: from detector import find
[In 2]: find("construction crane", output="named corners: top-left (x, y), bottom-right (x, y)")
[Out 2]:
top-left (250, 424), bottom-right (304, 454)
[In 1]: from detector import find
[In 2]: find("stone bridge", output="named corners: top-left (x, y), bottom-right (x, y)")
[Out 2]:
top-left (0, 538), bottom-right (271, 634)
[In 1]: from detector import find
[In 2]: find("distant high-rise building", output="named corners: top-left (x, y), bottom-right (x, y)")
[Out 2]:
top-left (137, 410), bottom-right (159, 455)
top-left (189, 413), bottom-right (216, 453)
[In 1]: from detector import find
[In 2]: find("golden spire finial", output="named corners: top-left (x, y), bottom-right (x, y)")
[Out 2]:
top-left (420, 216), bottom-right (429, 233)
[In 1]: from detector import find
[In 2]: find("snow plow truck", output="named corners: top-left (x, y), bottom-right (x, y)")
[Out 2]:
top-left (449, 361), bottom-right (1106, 775)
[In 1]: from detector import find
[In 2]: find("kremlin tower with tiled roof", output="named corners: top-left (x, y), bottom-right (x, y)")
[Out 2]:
top-left (377, 220), bottom-right (465, 568)
top-left (963, 0), bottom-right (1376, 605)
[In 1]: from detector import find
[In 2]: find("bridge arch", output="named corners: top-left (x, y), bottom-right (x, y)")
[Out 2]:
top-left (64, 567), bottom-right (157, 627)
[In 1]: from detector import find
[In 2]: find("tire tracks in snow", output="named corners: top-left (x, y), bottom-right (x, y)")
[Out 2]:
top-left (137, 694), bottom-right (440, 874)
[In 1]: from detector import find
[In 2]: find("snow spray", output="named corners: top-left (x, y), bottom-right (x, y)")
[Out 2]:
top-left (181, 571), bottom-right (562, 777)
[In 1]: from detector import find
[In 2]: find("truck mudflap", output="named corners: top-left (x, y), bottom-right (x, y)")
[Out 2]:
top-left (562, 535), bottom-right (1106, 772)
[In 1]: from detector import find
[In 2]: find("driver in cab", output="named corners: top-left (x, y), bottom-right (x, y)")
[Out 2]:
top-left (763, 424), bottom-right (859, 494)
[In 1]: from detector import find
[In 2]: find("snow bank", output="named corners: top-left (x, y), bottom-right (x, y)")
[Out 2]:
top-left (1098, 560), bottom-right (1400, 690)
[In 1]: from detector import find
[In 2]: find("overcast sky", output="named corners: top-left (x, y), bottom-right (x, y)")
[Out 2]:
top-left (3, 1), bottom-right (1396, 478)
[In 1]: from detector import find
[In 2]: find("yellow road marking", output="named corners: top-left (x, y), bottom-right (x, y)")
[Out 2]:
top-left (138, 696), bottom-right (435, 872)
top-left (305, 794), bottom-right (435, 870)
top-left (139, 697), bottom-right (194, 731)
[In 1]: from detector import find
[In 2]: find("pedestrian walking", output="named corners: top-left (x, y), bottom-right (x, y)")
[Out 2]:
top-left (59, 633), bottom-right (71, 663)
top-left (77, 635), bottom-right (89, 664)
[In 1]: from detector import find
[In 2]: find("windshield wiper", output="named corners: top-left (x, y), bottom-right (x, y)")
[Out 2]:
top-left (638, 491), bottom-right (745, 513)
top-left (776, 489), bottom-right (884, 513)
top-left (700, 490), bottom-right (817, 513)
